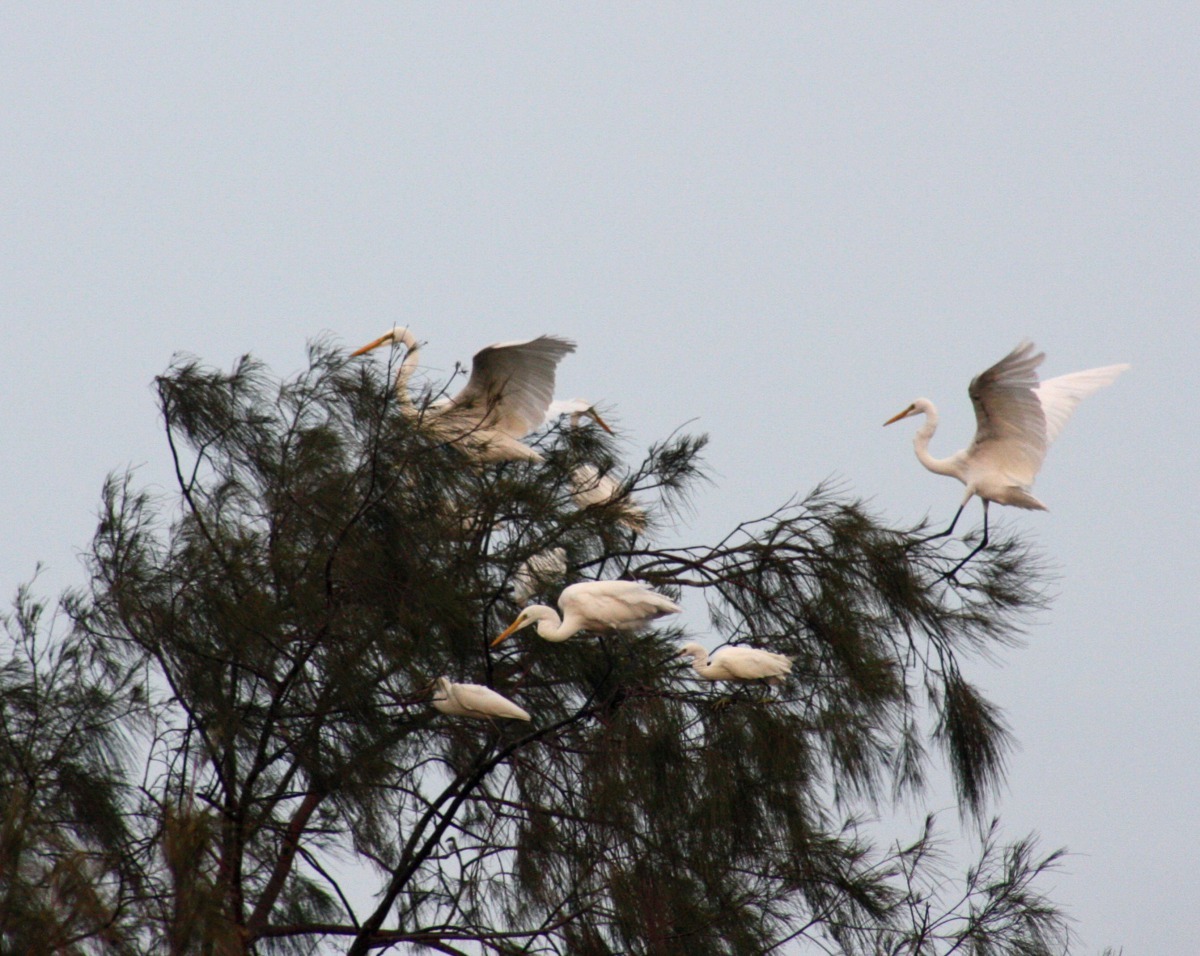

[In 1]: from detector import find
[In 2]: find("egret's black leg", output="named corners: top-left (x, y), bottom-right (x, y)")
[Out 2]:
top-left (945, 502), bottom-right (989, 581)
top-left (914, 502), bottom-right (966, 545)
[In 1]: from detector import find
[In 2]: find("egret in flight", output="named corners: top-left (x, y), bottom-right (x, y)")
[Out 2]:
top-left (884, 340), bottom-right (1128, 575)
top-left (350, 327), bottom-right (576, 462)
top-left (491, 580), bottom-right (681, 646)
top-left (431, 677), bottom-right (531, 721)
top-left (678, 642), bottom-right (794, 686)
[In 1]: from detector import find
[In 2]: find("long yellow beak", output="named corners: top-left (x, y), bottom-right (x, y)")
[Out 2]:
top-left (349, 333), bottom-right (392, 357)
top-left (490, 615), bottom-right (527, 648)
top-left (883, 405), bottom-right (915, 426)
top-left (586, 408), bottom-right (614, 434)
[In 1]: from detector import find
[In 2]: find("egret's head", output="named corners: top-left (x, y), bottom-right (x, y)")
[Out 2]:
top-left (490, 609), bottom-right (538, 647)
top-left (678, 642), bottom-right (706, 663)
top-left (350, 326), bottom-right (412, 357)
top-left (582, 406), bottom-right (614, 434)
top-left (883, 399), bottom-right (931, 426)
top-left (431, 676), bottom-right (452, 701)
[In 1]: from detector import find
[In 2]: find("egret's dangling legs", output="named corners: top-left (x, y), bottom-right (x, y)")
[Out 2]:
top-left (917, 501), bottom-right (967, 544)
top-left (945, 501), bottom-right (990, 581)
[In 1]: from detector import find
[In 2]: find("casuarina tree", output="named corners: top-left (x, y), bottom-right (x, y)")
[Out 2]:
top-left (1, 338), bottom-right (1070, 955)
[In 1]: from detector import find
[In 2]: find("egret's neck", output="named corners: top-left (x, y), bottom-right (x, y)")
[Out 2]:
top-left (911, 403), bottom-right (961, 479)
top-left (534, 609), bottom-right (577, 642)
top-left (390, 328), bottom-right (421, 407)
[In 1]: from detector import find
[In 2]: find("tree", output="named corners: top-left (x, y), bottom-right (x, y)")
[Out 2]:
top-left (1, 339), bottom-right (1073, 955)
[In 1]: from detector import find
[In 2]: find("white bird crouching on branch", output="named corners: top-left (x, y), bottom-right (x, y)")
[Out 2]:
top-left (491, 580), bottom-right (682, 646)
top-left (884, 340), bottom-right (1128, 575)
top-left (568, 464), bottom-right (647, 533)
top-left (431, 677), bottom-right (531, 721)
top-left (678, 642), bottom-right (794, 686)
top-left (511, 547), bottom-right (569, 604)
top-left (350, 326), bottom-right (576, 463)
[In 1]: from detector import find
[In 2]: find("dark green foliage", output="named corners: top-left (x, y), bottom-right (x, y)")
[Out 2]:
top-left (1, 342), bottom-right (1079, 954)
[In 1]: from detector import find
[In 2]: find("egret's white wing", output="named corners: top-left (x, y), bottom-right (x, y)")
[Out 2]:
top-left (1035, 364), bottom-right (1129, 445)
top-left (447, 336), bottom-right (576, 439)
top-left (561, 580), bottom-right (681, 629)
top-left (715, 646), bottom-right (793, 681)
top-left (450, 681), bottom-right (532, 721)
top-left (966, 340), bottom-right (1048, 483)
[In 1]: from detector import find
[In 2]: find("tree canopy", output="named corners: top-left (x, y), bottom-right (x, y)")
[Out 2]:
top-left (0, 339), bottom-right (1073, 955)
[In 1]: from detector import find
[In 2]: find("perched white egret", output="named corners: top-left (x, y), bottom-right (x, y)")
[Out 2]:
top-left (678, 642), bottom-right (794, 686)
top-left (544, 398), bottom-right (613, 433)
top-left (350, 327), bottom-right (576, 462)
top-left (431, 677), bottom-right (531, 721)
top-left (491, 580), bottom-right (682, 646)
top-left (885, 340), bottom-right (1128, 572)
top-left (568, 465), bottom-right (647, 533)
top-left (511, 547), bottom-right (569, 604)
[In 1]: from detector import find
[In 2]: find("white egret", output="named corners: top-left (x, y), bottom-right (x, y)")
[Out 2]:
top-left (491, 580), bottom-right (681, 646)
top-left (544, 399), bottom-right (645, 531)
top-left (511, 547), bottom-right (569, 604)
top-left (431, 677), bottom-right (531, 721)
top-left (678, 642), bottom-right (794, 686)
top-left (544, 398), bottom-right (613, 433)
top-left (885, 340), bottom-right (1128, 574)
top-left (568, 464), bottom-right (647, 533)
top-left (350, 327), bottom-right (576, 462)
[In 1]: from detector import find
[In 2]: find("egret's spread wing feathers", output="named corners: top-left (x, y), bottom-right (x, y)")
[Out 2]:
top-left (448, 335), bottom-right (576, 439)
top-left (1035, 364), bottom-right (1129, 445)
top-left (967, 340), bottom-right (1048, 483)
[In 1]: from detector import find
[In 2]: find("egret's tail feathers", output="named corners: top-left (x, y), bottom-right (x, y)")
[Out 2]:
top-left (1005, 487), bottom-right (1049, 511)
top-left (1036, 363), bottom-right (1129, 444)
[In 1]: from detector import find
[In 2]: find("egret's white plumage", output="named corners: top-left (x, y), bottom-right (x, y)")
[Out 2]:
top-left (351, 327), bottom-right (576, 462)
top-left (568, 465), bottom-right (647, 533)
top-left (511, 547), bottom-right (569, 604)
top-left (678, 642), bottom-right (794, 686)
top-left (544, 398), bottom-right (613, 433)
top-left (885, 340), bottom-right (1128, 569)
top-left (491, 580), bottom-right (682, 646)
top-left (431, 677), bottom-right (531, 721)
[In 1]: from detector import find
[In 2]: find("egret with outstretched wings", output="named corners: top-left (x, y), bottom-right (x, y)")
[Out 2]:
top-left (351, 327), bottom-right (575, 462)
top-left (885, 340), bottom-right (1128, 575)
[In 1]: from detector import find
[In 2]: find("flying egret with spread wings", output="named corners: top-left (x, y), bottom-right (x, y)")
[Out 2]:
top-left (678, 642), bottom-right (794, 686)
top-left (350, 327), bottom-right (576, 462)
top-left (431, 677), bottom-right (531, 721)
top-left (491, 580), bottom-right (681, 646)
top-left (885, 340), bottom-right (1128, 575)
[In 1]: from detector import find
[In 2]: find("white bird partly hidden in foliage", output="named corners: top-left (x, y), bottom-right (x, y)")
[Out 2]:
top-left (546, 399), bottom-right (647, 532)
top-left (884, 340), bottom-right (1128, 573)
top-left (431, 676), bottom-right (531, 721)
top-left (491, 580), bottom-right (682, 646)
top-left (544, 398), bottom-right (614, 433)
top-left (511, 548), bottom-right (569, 605)
top-left (678, 642), bottom-right (794, 686)
top-left (350, 327), bottom-right (576, 462)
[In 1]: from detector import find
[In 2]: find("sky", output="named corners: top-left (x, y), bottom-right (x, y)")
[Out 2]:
top-left (2, 4), bottom-right (1197, 952)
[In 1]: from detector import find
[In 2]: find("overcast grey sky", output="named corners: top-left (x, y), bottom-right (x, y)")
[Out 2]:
top-left (2, 5), bottom-right (1197, 952)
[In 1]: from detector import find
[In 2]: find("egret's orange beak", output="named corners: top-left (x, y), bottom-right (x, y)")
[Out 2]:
top-left (349, 333), bottom-right (393, 357)
top-left (883, 405), bottom-right (916, 426)
top-left (586, 408), bottom-right (614, 434)
top-left (490, 615), bottom-right (527, 648)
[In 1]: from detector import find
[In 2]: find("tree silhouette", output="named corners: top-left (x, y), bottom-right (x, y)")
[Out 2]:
top-left (1, 340), bottom-right (1072, 954)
